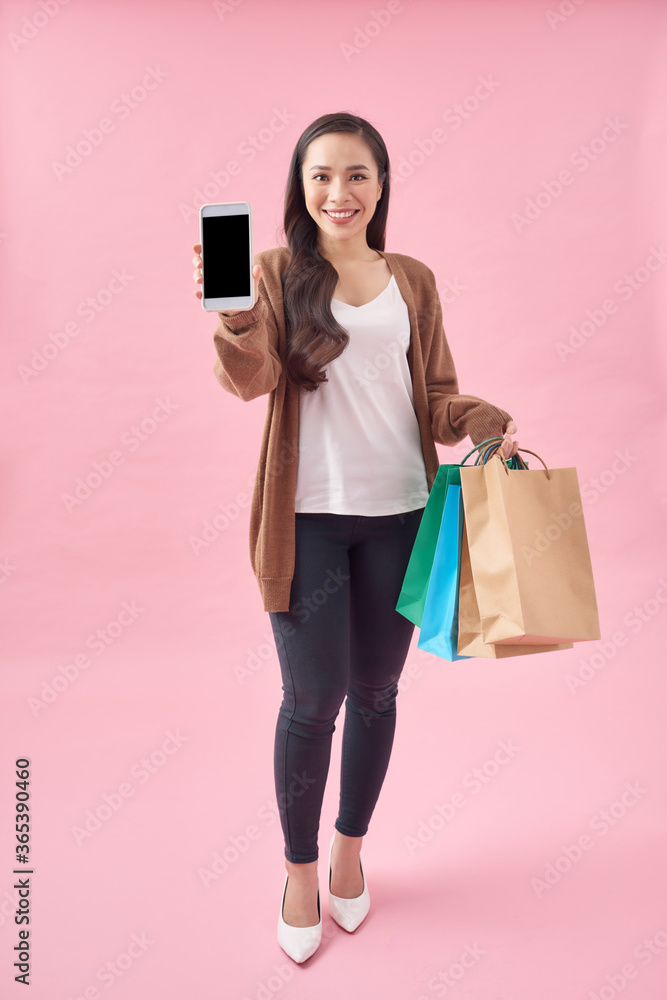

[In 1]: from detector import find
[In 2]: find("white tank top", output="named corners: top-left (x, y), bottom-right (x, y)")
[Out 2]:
top-left (294, 274), bottom-right (430, 515)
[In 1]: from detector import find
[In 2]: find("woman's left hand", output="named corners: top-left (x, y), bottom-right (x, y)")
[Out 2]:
top-left (499, 420), bottom-right (518, 458)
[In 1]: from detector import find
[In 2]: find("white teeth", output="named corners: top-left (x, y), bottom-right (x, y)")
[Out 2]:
top-left (326, 210), bottom-right (357, 218)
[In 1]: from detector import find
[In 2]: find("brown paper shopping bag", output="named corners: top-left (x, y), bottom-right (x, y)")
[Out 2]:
top-left (457, 521), bottom-right (573, 658)
top-left (460, 445), bottom-right (601, 645)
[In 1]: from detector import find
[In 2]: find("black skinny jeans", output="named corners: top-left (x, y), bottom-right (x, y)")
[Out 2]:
top-left (268, 505), bottom-right (425, 863)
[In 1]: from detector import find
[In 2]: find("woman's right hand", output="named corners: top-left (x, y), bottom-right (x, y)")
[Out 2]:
top-left (499, 421), bottom-right (518, 458)
top-left (192, 243), bottom-right (261, 315)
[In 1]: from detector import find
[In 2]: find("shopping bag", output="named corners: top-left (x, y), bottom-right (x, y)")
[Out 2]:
top-left (396, 464), bottom-right (460, 626)
top-left (396, 440), bottom-right (525, 626)
top-left (460, 443), bottom-right (601, 645)
top-left (418, 485), bottom-right (472, 661)
top-left (457, 520), bottom-right (574, 658)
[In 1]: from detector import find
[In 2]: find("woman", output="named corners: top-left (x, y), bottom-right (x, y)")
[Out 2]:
top-left (192, 111), bottom-right (518, 964)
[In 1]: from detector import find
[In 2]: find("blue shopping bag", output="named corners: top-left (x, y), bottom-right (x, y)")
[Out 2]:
top-left (418, 485), bottom-right (472, 661)
top-left (396, 464), bottom-right (461, 627)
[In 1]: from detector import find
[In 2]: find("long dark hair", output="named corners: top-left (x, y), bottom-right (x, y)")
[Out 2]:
top-left (280, 112), bottom-right (390, 392)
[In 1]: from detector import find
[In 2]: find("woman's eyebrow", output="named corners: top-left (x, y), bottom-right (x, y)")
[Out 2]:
top-left (307, 164), bottom-right (370, 171)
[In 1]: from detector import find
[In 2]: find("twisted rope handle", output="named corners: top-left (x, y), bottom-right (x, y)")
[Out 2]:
top-left (481, 439), bottom-right (552, 480)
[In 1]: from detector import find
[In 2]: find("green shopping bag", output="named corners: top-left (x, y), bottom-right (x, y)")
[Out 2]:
top-left (396, 439), bottom-right (525, 626)
top-left (395, 464), bottom-right (461, 626)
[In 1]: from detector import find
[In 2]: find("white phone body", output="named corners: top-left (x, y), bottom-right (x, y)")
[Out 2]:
top-left (199, 201), bottom-right (254, 311)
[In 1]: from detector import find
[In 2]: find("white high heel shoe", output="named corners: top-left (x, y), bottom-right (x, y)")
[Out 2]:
top-left (328, 831), bottom-right (370, 932)
top-left (277, 873), bottom-right (322, 963)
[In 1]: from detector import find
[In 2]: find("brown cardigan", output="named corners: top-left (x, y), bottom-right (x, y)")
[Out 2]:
top-left (212, 246), bottom-right (513, 612)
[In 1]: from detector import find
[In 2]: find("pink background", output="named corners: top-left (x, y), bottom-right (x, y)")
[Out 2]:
top-left (2, 0), bottom-right (667, 996)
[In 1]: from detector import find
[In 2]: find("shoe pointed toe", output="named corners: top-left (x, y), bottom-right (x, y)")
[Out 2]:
top-left (277, 874), bottom-right (322, 963)
top-left (327, 831), bottom-right (370, 932)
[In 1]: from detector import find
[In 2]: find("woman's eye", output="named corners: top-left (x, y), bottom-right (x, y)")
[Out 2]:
top-left (313, 174), bottom-right (367, 181)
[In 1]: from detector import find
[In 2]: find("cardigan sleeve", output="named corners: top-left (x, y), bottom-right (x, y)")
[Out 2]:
top-left (425, 284), bottom-right (513, 448)
top-left (211, 273), bottom-right (283, 402)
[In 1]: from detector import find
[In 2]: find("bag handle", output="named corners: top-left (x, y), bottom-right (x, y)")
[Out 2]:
top-left (460, 437), bottom-right (524, 469)
top-left (474, 443), bottom-right (529, 470)
top-left (481, 439), bottom-right (552, 480)
top-left (460, 437), bottom-right (510, 465)
top-left (460, 436), bottom-right (551, 479)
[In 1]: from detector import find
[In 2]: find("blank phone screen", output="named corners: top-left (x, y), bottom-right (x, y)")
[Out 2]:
top-left (202, 213), bottom-right (251, 298)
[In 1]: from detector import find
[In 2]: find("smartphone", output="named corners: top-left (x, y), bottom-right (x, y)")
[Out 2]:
top-left (199, 201), bottom-right (253, 311)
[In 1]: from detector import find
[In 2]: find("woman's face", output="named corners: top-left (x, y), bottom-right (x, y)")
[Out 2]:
top-left (301, 132), bottom-right (383, 247)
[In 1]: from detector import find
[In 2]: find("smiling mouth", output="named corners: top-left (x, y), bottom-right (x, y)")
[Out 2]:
top-left (323, 209), bottom-right (359, 219)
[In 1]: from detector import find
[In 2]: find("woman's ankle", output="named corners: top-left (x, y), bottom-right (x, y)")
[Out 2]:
top-left (332, 830), bottom-right (363, 859)
top-left (284, 858), bottom-right (318, 880)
